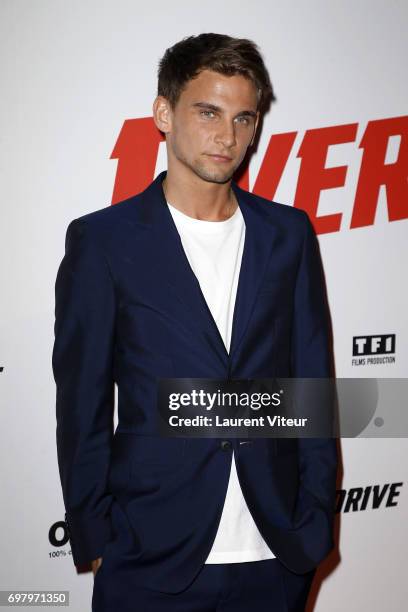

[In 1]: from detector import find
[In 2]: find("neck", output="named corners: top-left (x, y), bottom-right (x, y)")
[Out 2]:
top-left (161, 169), bottom-right (238, 222)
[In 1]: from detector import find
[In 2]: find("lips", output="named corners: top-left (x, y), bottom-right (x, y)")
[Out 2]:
top-left (207, 154), bottom-right (232, 161)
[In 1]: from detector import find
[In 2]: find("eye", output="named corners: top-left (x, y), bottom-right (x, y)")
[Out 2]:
top-left (235, 116), bottom-right (250, 125)
top-left (200, 110), bottom-right (216, 118)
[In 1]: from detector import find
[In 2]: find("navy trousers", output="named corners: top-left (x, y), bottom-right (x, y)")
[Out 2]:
top-left (92, 501), bottom-right (316, 612)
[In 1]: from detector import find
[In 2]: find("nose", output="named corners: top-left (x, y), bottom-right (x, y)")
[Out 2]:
top-left (214, 119), bottom-right (237, 149)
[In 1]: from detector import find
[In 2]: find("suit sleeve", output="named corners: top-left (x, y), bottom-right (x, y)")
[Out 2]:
top-left (290, 211), bottom-right (338, 532)
top-left (52, 218), bottom-right (116, 566)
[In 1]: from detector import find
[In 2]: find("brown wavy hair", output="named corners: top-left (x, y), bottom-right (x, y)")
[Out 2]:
top-left (157, 33), bottom-right (275, 115)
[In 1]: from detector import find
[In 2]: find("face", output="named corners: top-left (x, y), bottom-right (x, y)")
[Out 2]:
top-left (153, 69), bottom-right (260, 184)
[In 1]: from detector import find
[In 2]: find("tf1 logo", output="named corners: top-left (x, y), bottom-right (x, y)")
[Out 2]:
top-left (352, 334), bottom-right (396, 356)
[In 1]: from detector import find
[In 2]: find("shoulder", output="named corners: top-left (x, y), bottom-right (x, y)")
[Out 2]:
top-left (70, 193), bottom-right (142, 230)
top-left (64, 193), bottom-right (146, 248)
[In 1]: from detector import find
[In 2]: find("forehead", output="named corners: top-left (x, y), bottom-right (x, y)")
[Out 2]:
top-left (179, 69), bottom-right (258, 109)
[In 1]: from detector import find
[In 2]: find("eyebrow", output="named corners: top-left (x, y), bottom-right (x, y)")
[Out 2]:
top-left (191, 102), bottom-right (257, 118)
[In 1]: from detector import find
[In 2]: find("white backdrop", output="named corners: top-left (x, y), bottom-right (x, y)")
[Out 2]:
top-left (1, 0), bottom-right (407, 610)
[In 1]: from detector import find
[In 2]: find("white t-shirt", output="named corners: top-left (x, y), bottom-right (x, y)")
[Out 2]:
top-left (167, 199), bottom-right (276, 563)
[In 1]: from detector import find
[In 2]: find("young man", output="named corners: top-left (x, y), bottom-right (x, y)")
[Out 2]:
top-left (53, 33), bottom-right (338, 612)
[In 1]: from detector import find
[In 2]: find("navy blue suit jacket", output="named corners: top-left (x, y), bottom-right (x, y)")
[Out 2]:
top-left (52, 169), bottom-right (338, 593)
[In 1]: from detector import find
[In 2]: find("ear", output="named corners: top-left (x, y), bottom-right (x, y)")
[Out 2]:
top-left (152, 96), bottom-right (173, 134)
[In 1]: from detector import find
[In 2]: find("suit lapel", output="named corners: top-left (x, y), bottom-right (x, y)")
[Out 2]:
top-left (137, 170), bottom-right (277, 372)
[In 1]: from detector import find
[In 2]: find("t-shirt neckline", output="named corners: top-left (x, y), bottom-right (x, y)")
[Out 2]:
top-left (166, 200), bottom-right (241, 233)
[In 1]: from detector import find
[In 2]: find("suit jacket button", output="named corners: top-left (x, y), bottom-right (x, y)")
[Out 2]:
top-left (220, 440), bottom-right (232, 451)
